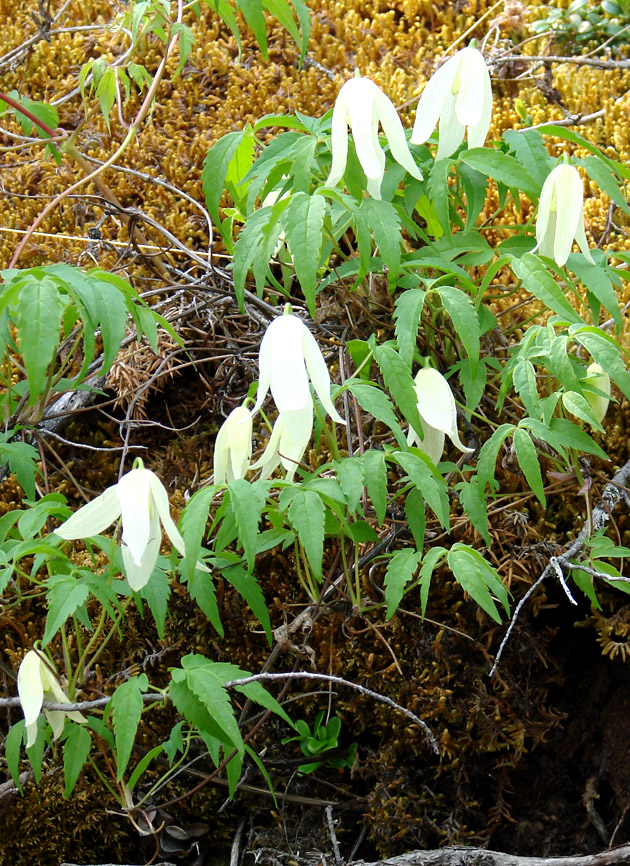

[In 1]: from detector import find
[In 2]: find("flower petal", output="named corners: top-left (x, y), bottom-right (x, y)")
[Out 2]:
top-left (148, 471), bottom-right (186, 558)
top-left (466, 55), bottom-right (493, 149)
top-left (262, 315), bottom-right (311, 412)
top-left (301, 326), bottom-right (345, 425)
top-left (553, 164), bottom-right (585, 266)
top-left (413, 368), bottom-right (473, 453)
top-left (213, 418), bottom-right (230, 484)
top-left (455, 48), bottom-right (488, 128)
top-left (227, 407), bottom-right (253, 480)
top-left (435, 92), bottom-right (465, 160)
top-left (122, 511), bottom-right (161, 591)
top-left (116, 467), bottom-right (152, 567)
top-left (326, 87), bottom-right (351, 189)
top-left (408, 416), bottom-right (446, 465)
top-left (374, 89), bottom-right (423, 181)
top-left (411, 58), bottom-right (457, 145)
top-left (17, 651), bottom-right (45, 739)
top-left (253, 320), bottom-right (273, 414)
top-left (344, 78), bottom-right (384, 180)
top-left (251, 414), bottom-right (284, 478)
top-left (584, 363), bottom-right (610, 424)
top-left (55, 486), bottom-right (121, 540)
top-left (277, 402), bottom-right (314, 480)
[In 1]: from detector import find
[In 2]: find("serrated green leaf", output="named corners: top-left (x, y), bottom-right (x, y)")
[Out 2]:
top-left (112, 674), bottom-right (148, 781)
top-left (288, 489), bottom-right (325, 580)
top-left (95, 68), bottom-right (116, 131)
top-left (345, 380), bottom-right (407, 449)
top-left (477, 423), bottom-right (515, 494)
top-left (458, 478), bottom-right (490, 546)
top-left (0, 441), bottom-right (39, 500)
top-left (394, 451), bottom-right (450, 529)
top-left (171, 22), bottom-right (195, 78)
top-left (187, 568), bottom-right (223, 635)
top-left (435, 285), bottom-right (480, 371)
top-left (447, 544), bottom-right (509, 622)
top-left (180, 486), bottom-right (215, 582)
top-left (43, 576), bottom-right (90, 646)
top-left (405, 487), bottom-right (425, 549)
top-left (360, 199), bottom-right (402, 287)
top-left (393, 289), bottom-right (426, 367)
top-left (512, 254), bottom-right (582, 323)
top-left (169, 670), bottom-right (231, 749)
top-left (285, 193), bottom-right (326, 315)
top-left (460, 148), bottom-right (540, 200)
top-left (362, 449), bottom-right (387, 525)
top-left (418, 547), bottom-right (446, 617)
top-left (15, 278), bottom-right (64, 405)
top-left (140, 567), bottom-right (170, 638)
top-left (562, 390), bottom-right (603, 431)
top-left (210, 661), bottom-right (293, 725)
top-left (572, 327), bottom-right (630, 402)
top-left (513, 428), bottom-right (546, 506)
top-left (568, 254), bottom-right (621, 332)
top-left (63, 724), bottom-right (91, 797)
top-left (202, 130), bottom-right (249, 226)
top-left (458, 162), bottom-right (488, 231)
top-left (513, 357), bottom-right (541, 420)
top-left (384, 548), bottom-right (422, 620)
top-left (5, 721), bottom-right (25, 793)
top-left (239, 0), bottom-right (268, 56)
top-left (222, 560), bottom-right (271, 643)
top-left (333, 456), bottom-right (364, 515)
top-left (503, 129), bottom-right (553, 188)
top-left (181, 655), bottom-right (244, 755)
top-left (372, 344), bottom-right (423, 437)
top-left (428, 157), bottom-right (452, 234)
top-left (127, 744), bottom-right (163, 794)
top-left (228, 478), bottom-right (266, 572)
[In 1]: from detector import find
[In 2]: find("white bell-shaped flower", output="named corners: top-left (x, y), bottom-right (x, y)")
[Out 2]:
top-left (411, 46), bottom-right (492, 160)
top-left (252, 399), bottom-right (314, 482)
top-left (408, 367), bottom-right (474, 463)
top-left (534, 163), bottom-right (594, 266)
top-left (326, 75), bottom-right (423, 199)
top-left (583, 362), bottom-right (611, 425)
top-left (214, 405), bottom-right (253, 483)
top-left (55, 459), bottom-right (187, 591)
top-left (17, 650), bottom-right (85, 748)
top-left (254, 312), bottom-right (345, 438)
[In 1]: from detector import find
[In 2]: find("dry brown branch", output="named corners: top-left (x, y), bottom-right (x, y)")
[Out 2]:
top-left (352, 844), bottom-right (630, 866)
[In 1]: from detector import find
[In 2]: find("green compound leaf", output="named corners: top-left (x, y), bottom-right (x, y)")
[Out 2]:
top-left (393, 289), bottom-right (426, 368)
top-left (372, 343), bottom-right (423, 439)
top-left (63, 724), bottom-right (91, 798)
top-left (447, 543), bottom-right (510, 623)
top-left (112, 674), bottom-right (148, 781)
top-left (345, 380), bottom-right (407, 449)
top-left (362, 449), bottom-right (388, 525)
top-left (285, 192), bottom-right (326, 316)
top-left (460, 148), bottom-right (540, 200)
top-left (228, 478), bottom-right (267, 573)
top-left (15, 277), bottom-right (64, 405)
top-left (360, 198), bottom-right (402, 287)
top-left (288, 489), bottom-right (325, 580)
top-left (512, 427), bottom-right (546, 506)
top-left (458, 477), bottom-right (490, 547)
top-left (394, 451), bottom-right (450, 530)
top-left (512, 254), bottom-right (582, 323)
top-left (43, 575), bottom-right (90, 647)
top-left (384, 548), bottom-right (422, 620)
top-left (435, 285), bottom-right (480, 372)
top-left (180, 654), bottom-right (244, 756)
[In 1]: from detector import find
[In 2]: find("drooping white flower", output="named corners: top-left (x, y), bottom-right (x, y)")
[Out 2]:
top-left (214, 405), bottom-right (253, 483)
top-left (55, 459), bottom-right (187, 591)
top-left (253, 312), bottom-right (345, 438)
top-left (326, 75), bottom-right (423, 199)
top-left (411, 46), bottom-right (492, 160)
top-left (407, 367), bottom-right (474, 463)
top-left (583, 362), bottom-right (611, 424)
top-left (251, 399), bottom-right (314, 482)
top-left (534, 163), bottom-right (594, 266)
top-left (17, 650), bottom-right (85, 748)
